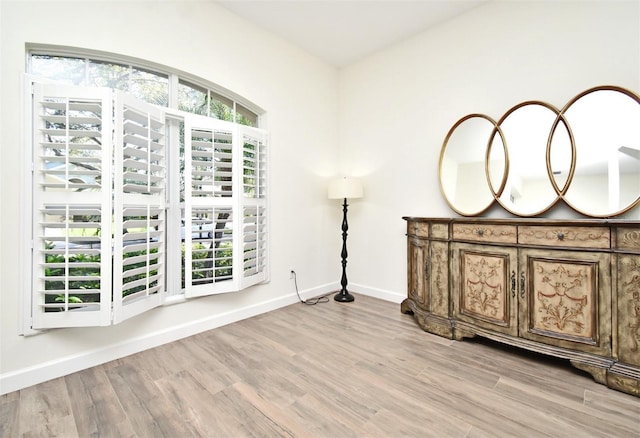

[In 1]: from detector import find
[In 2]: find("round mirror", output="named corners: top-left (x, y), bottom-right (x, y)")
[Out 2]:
top-left (561, 86), bottom-right (640, 217)
top-left (491, 101), bottom-right (565, 216)
top-left (439, 114), bottom-right (501, 216)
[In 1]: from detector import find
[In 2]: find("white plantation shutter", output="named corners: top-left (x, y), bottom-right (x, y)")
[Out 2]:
top-left (28, 79), bottom-right (268, 329)
top-left (112, 93), bottom-right (166, 323)
top-left (240, 127), bottom-right (268, 288)
top-left (31, 83), bottom-right (113, 329)
top-left (183, 116), bottom-right (237, 297)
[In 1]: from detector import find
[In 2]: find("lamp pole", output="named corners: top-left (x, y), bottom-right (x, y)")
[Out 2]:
top-left (327, 176), bottom-right (362, 303)
top-left (334, 197), bottom-right (354, 302)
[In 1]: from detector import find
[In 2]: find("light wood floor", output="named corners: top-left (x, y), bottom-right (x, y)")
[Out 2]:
top-left (2, 294), bottom-right (639, 437)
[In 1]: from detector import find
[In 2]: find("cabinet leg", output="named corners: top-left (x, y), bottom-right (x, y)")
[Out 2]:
top-left (453, 328), bottom-right (477, 341)
top-left (570, 360), bottom-right (608, 385)
top-left (400, 299), bottom-right (414, 315)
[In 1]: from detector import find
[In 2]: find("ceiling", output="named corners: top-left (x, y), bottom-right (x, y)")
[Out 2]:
top-left (216, 0), bottom-right (488, 67)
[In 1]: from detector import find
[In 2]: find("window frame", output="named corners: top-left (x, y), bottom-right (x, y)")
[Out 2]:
top-left (21, 47), bottom-right (269, 334)
top-left (26, 44), bottom-right (264, 125)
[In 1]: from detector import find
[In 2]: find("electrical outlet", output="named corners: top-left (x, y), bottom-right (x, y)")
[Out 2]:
top-left (289, 270), bottom-right (295, 279)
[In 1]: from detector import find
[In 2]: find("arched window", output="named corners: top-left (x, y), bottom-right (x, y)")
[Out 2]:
top-left (24, 47), bottom-right (268, 330)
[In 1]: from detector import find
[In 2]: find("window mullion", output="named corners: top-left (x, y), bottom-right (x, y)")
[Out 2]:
top-left (165, 117), bottom-right (183, 296)
top-left (207, 90), bottom-right (211, 118)
top-left (232, 124), bottom-right (243, 290)
top-left (165, 74), bottom-right (182, 297)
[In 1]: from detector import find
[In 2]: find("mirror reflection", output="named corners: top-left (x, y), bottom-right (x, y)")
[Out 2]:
top-left (492, 101), bottom-right (564, 216)
top-left (561, 87), bottom-right (640, 217)
top-left (439, 85), bottom-right (640, 218)
top-left (439, 114), bottom-right (499, 216)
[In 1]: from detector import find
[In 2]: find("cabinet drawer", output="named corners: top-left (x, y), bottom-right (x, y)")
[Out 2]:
top-left (407, 221), bottom-right (429, 238)
top-left (616, 227), bottom-right (640, 251)
top-left (518, 225), bottom-right (610, 249)
top-left (452, 223), bottom-right (517, 244)
top-left (431, 222), bottom-right (449, 239)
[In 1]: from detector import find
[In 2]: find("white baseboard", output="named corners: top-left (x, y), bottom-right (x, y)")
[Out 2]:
top-left (298, 282), bottom-right (404, 304)
top-left (0, 282), bottom-right (400, 395)
top-left (349, 283), bottom-right (405, 303)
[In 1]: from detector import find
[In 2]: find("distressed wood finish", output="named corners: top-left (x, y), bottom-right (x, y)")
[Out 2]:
top-left (3, 293), bottom-right (640, 437)
top-left (429, 240), bottom-right (449, 317)
top-left (402, 218), bottom-right (452, 338)
top-left (610, 226), bottom-right (640, 396)
top-left (452, 222), bottom-right (517, 244)
top-left (518, 225), bottom-right (611, 249)
top-left (616, 254), bottom-right (640, 366)
top-left (403, 217), bottom-right (640, 397)
top-left (452, 243), bottom-right (518, 337)
top-left (519, 248), bottom-right (612, 357)
top-left (407, 236), bottom-right (428, 307)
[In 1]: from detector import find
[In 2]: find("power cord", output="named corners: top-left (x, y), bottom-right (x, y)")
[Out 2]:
top-left (291, 270), bottom-right (330, 305)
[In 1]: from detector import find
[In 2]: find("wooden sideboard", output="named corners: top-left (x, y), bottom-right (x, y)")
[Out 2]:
top-left (401, 217), bottom-right (640, 397)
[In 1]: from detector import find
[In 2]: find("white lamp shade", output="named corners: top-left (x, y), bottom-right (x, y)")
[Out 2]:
top-left (328, 177), bottom-right (364, 199)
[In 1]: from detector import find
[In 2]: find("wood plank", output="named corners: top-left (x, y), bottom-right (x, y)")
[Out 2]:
top-left (3, 294), bottom-right (639, 437)
top-left (64, 366), bottom-right (135, 437)
top-left (17, 378), bottom-right (77, 437)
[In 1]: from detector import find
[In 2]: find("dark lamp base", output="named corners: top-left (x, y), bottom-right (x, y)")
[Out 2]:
top-left (334, 291), bottom-right (355, 302)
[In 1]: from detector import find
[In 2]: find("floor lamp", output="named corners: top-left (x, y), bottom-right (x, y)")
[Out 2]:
top-left (328, 177), bottom-right (363, 302)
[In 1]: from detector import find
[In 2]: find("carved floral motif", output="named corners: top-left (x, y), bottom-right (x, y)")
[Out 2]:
top-left (463, 254), bottom-right (505, 321)
top-left (608, 375), bottom-right (640, 396)
top-left (620, 256), bottom-right (640, 355)
top-left (522, 228), bottom-right (609, 245)
top-left (533, 261), bottom-right (592, 337)
top-left (621, 229), bottom-right (640, 250)
top-left (433, 244), bottom-right (447, 310)
top-left (410, 242), bottom-right (424, 302)
top-left (455, 225), bottom-right (516, 243)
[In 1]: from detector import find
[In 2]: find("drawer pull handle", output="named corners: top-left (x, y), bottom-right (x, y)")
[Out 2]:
top-left (557, 232), bottom-right (565, 241)
top-left (477, 229), bottom-right (484, 237)
top-left (510, 270), bottom-right (516, 297)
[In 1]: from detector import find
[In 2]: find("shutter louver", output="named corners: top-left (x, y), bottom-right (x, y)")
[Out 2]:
top-left (242, 205), bottom-right (267, 277)
top-left (240, 127), bottom-right (268, 288)
top-left (32, 84), bottom-right (113, 328)
top-left (189, 206), bottom-right (233, 284)
top-left (112, 93), bottom-right (166, 323)
top-left (184, 116), bottom-right (236, 297)
top-left (29, 79), bottom-right (269, 329)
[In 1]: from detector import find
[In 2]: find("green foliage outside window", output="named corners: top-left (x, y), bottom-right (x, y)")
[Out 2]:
top-left (44, 242), bottom-right (161, 311)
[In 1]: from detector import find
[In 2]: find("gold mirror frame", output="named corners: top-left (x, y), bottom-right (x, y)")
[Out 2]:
top-left (439, 85), bottom-right (640, 218)
top-left (489, 100), bottom-right (566, 217)
top-left (554, 85), bottom-right (640, 218)
top-left (438, 114), bottom-right (504, 216)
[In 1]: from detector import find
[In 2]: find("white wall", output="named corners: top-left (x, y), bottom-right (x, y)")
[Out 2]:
top-left (0, 0), bottom-right (340, 393)
top-left (3, 0), bottom-right (640, 395)
top-left (339, 1), bottom-right (640, 299)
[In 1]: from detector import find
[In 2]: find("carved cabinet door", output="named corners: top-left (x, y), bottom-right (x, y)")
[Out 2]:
top-left (518, 248), bottom-right (612, 356)
top-left (616, 253), bottom-right (640, 367)
top-left (452, 243), bottom-right (518, 336)
top-left (408, 236), bottom-right (428, 309)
